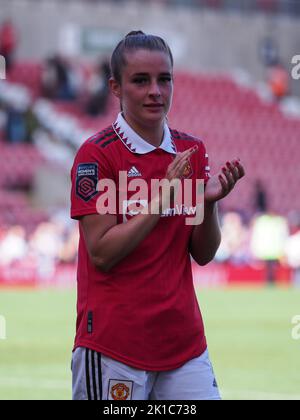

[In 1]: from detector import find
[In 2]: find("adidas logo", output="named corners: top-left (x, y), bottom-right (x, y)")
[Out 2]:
top-left (127, 166), bottom-right (142, 177)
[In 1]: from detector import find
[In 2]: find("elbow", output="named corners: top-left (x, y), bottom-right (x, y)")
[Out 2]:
top-left (97, 262), bottom-right (113, 273)
top-left (192, 239), bottom-right (221, 267)
top-left (196, 255), bottom-right (215, 267)
top-left (90, 253), bottom-right (114, 273)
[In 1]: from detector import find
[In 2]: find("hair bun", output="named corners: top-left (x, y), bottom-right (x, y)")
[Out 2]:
top-left (125, 30), bottom-right (145, 38)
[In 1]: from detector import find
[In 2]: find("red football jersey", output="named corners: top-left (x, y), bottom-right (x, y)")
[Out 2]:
top-left (70, 113), bottom-right (211, 371)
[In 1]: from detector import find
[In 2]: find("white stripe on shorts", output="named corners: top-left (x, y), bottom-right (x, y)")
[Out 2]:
top-left (72, 347), bottom-right (221, 400)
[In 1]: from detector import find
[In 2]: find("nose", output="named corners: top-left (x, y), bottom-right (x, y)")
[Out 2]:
top-left (149, 80), bottom-right (161, 98)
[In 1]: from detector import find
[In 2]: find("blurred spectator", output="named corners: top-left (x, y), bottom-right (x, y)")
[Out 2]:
top-left (285, 215), bottom-right (300, 287)
top-left (0, 20), bottom-right (17, 71)
top-left (0, 80), bottom-right (34, 143)
top-left (41, 55), bottom-right (81, 101)
top-left (216, 212), bottom-right (250, 264)
top-left (253, 180), bottom-right (268, 214)
top-left (0, 219), bottom-right (78, 267)
top-left (5, 105), bottom-right (28, 143)
top-left (0, 211), bottom-right (300, 286)
top-left (4, 105), bottom-right (36, 144)
top-left (0, 226), bottom-right (27, 266)
top-left (65, 57), bottom-right (84, 100)
top-left (58, 225), bottom-right (79, 264)
top-left (85, 59), bottom-right (110, 116)
top-left (267, 62), bottom-right (289, 102)
top-left (24, 108), bottom-right (38, 143)
top-left (259, 36), bottom-right (279, 67)
top-left (41, 57), bottom-right (58, 99)
top-left (28, 221), bottom-right (64, 278)
top-left (251, 212), bottom-right (289, 284)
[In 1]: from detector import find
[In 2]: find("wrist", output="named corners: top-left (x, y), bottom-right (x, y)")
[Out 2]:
top-left (204, 199), bottom-right (217, 215)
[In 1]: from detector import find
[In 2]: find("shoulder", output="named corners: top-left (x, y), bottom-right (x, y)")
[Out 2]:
top-left (82, 126), bottom-right (119, 151)
top-left (170, 128), bottom-right (206, 151)
top-left (72, 126), bottom-right (119, 172)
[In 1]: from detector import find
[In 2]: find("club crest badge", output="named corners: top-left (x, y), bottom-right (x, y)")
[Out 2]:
top-left (108, 380), bottom-right (133, 400)
top-left (182, 159), bottom-right (193, 179)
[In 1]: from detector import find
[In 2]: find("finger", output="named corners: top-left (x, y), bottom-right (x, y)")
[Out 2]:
top-left (167, 154), bottom-right (191, 179)
top-left (218, 174), bottom-right (229, 195)
top-left (174, 146), bottom-right (196, 161)
top-left (169, 152), bottom-right (186, 171)
top-left (233, 159), bottom-right (245, 178)
top-left (226, 161), bottom-right (240, 181)
top-left (222, 167), bottom-right (235, 190)
top-left (172, 146), bottom-right (198, 172)
top-left (176, 146), bottom-right (198, 163)
top-left (177, 157), bottom-right (192, 178)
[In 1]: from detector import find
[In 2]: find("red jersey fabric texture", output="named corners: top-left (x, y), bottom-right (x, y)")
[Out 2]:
top-left (70, 113), bottom-right (211, 371)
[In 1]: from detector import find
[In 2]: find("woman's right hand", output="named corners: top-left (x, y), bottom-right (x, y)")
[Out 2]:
top-left (155, 145), bottom-right (198, 213)
top-left (165, 145), bottom-right (198, 181)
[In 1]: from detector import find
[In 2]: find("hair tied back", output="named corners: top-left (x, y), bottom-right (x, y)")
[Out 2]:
top-left (125, 30), bottom-right (145, 38)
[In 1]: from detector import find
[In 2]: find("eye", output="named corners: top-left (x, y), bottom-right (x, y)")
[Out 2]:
top-left (132, 77), bottom-right (148, 85)
top-left (159, 76), bottom-right (172, 83)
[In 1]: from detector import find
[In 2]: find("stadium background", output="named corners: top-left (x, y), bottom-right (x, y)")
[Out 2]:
top-left (0, 0), bottom-right (300, 400)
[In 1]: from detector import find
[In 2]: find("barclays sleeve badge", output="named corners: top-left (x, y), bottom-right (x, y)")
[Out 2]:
top-left (76, 163), bottom-right (99, 202)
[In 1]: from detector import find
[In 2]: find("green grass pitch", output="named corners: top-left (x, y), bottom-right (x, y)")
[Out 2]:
top-left (0, 287), bottom-right (299, 400)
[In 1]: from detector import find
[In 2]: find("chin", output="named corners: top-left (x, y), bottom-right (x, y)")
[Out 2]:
top-left (143, 111), bottom-right (166, 124)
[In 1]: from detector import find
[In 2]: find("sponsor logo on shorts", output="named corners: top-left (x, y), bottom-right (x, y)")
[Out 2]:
top-left (108, 380), bottom-right (133, 400)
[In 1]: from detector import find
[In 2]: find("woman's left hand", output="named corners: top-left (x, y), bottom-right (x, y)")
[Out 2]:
top-left (204, 159), bottom-right (245, 203)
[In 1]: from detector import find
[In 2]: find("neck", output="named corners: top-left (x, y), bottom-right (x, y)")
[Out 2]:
top-left (123, 113), bottom-right (165, 147)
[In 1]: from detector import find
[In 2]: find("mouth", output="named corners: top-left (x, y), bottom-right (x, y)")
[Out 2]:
top-left (143, 103), bottom-right (164, 108)
top-left (143, 104), bottom-right (165, 113)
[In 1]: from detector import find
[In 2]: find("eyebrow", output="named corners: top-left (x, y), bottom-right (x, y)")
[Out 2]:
top-left (131, 72), bottom-right (172, 77)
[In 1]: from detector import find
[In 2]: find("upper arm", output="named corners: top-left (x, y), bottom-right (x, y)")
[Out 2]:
top-left (70, 142), bottom-right (115, 220)
top-left (70, 141), bottom-right (117, 266)
top-left (80, 213), bottom-right (117, 262)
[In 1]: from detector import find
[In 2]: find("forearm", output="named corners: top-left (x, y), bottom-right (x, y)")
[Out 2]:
top-left (83, 147), bottom-right (199, 272)
top-left (92, 196), bottom-right (169, 272)
top-left (189, 201), bottom-right (221, 266)
top-left (89, 200), bottom-right (162, 272)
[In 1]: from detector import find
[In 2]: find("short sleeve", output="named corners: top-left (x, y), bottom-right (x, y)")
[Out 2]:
top-left (70, 143), bottom-right (115, 220)
top-left (198, 141), bottom-right (211, 185)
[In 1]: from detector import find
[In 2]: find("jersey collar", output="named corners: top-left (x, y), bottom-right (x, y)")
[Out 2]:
top-left (112, 113), bottom-right (177, 155)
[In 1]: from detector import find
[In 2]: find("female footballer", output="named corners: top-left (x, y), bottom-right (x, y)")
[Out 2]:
top-left (70, 31), bottom-right (245, 400)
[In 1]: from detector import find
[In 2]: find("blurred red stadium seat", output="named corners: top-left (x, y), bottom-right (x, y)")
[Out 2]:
top-left (4, 62), bottom-right (300, 216)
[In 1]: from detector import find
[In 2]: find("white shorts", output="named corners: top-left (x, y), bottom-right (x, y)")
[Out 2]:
top-left (71, 347), bottom-right (221, 400)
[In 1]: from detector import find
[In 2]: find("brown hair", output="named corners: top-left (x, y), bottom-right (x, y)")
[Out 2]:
top-left (111, 30), bottom-right (174, 84)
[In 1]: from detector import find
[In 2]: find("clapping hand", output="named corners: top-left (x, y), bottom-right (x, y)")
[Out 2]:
top-left (205, 160), bottom-right (245, 203)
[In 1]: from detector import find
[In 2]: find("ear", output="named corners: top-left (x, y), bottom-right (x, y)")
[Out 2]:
top-left (109, 77), bottom-right (121, 99)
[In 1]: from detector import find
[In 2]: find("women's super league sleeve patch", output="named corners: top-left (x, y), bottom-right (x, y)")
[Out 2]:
top-left (76, 163), bottom-right (99, 202)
